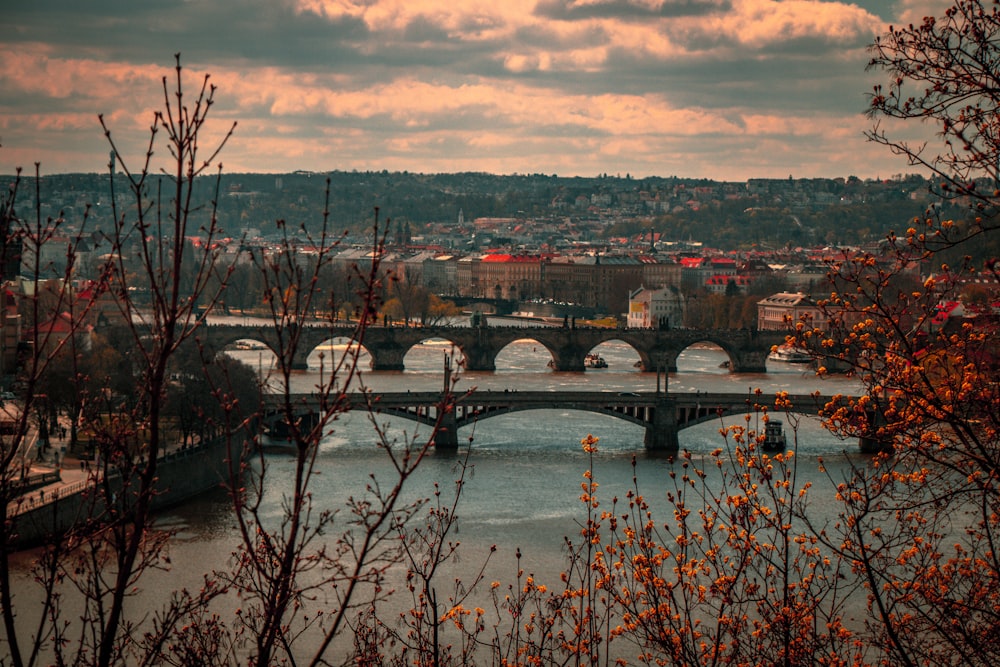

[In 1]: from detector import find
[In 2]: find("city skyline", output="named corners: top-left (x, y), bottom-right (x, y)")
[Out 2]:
top-left (2, 0), bottom-right (949, 181)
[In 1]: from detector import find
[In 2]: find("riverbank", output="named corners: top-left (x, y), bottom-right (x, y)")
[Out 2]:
top-left (7, 436), bottom-right (234, 550)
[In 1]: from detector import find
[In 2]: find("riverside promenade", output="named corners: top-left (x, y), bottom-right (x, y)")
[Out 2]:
top-left (9, 456), bottom-right (97, 519)
top-left (3, 404), bottom-right (92, 518)
top-left (6, 424), bottom-right (234, 549)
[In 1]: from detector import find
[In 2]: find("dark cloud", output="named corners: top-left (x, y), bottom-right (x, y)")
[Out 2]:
top-left (0, 0), bottom-right (924, 178)
top-left (512, 21), bottom-right (611, 50)
top-left (591, 47), bottom-right (873, 115)
top-left (534, 0), bottom-right (730, 21)
top-left (401, 16), bottom-right (454, 44)
top-left (6, 0), bottom-right (370, 71)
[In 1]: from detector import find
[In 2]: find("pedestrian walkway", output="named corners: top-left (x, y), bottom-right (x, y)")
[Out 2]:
top-left (8, 412), bottom-right (213, 518)
top-left (6, 412), bottom-right (97, 517)
top-left (8, 455), bottom-right (95, 516)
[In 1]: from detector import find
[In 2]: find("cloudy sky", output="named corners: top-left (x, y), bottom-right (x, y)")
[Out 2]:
top-left (1, 0), bottom-right (950, 181)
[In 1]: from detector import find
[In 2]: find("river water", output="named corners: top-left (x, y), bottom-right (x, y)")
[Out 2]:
top-left (195, 340), bottom-right (862, 603)
top-left (12, 337), bottom-right (869, 660)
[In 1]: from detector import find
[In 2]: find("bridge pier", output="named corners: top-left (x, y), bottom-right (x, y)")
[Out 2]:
top-left (644, 398), bottom-right (680, 454)
top-left (369, 347), bottom-right (406, 371)
top-left (550, 348), bottom-right (586, 372)
top-left (638, 353), bottom-right (677, 373)
top-left (290, 348), bottom-right (311, 370)
top-left (644, 425), bottom-right (679, 452)
top-left (462, 345), bottom-right (496, 372)
top-left (858, 409), bottom-right (893, 454)
top-left (433, 409), bottom-right (459, 450)
top-left (729, 349), bottom-right (768, 373)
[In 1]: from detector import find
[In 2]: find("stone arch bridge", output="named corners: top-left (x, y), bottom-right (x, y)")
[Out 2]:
top-left (198, 323), bottom-right (789, 373)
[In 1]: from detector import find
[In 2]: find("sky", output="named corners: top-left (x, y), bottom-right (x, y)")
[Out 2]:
top-left (1, 0), bottom-right (952, 181)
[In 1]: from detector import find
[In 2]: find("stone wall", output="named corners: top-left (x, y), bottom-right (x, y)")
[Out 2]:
top-left (9, 437), bottom-right (236, 550)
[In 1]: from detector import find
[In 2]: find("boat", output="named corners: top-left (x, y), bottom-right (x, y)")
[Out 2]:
top-left (762, 420), bottom-right (787, 452)
top-left (768, 344), bottom-right (812, 364)
top-left (585, 353), bottom-right (608, 369)
top-left (259, 412), bottom-right (319, 452)
top-left (235, 340), bottom-right (267, 351)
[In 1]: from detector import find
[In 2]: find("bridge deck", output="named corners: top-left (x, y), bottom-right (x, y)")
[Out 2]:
top-left (266, 390), bottom-right (839, 406)
top-left (262, 390), bottom-right (853, 451)
top-left (266, 390), bottom-right (842, 423)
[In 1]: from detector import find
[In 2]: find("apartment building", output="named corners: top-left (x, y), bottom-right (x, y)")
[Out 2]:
top-left (757, 292), bottom-right (827, 331)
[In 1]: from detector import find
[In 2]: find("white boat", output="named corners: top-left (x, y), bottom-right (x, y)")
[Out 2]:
top-left (768, 344), bottom-right (812, 364)
top-left (585, 353), bottom-right (608, 369)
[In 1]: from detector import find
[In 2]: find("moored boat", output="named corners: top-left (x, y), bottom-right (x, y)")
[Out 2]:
top-left (768, 344), bottom-right (812, 364)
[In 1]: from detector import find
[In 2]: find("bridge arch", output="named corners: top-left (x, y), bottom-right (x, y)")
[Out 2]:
top-left (306, 336), bottom-right (373, 371)
top-left (492, 336), bottom-right (557, 372)
top-left (452, 403), bottom-right (650, 429)
top-left (673, 341), bottom-right (734, 374)
top-left (210, 333), bottom-right (281, 377)
top-left (196, 323), bottom-right (782, 373)
top-left (207, 331), bottom-right (278, 356)
top-left (402, 337), bottom-right (467, 372)
top-left (584, 340), bottom-right (642, 371)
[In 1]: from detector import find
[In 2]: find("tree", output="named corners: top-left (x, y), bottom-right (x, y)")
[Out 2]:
top-left (46, 55), bottom-right (238, 667)
top-left (785, 2), bottom-right (1000, 662)
top-left (0, 57), bottom-right (461, 667)
top-left (0, 168), bottom-right (106, 665)
top-left (384, 279), bottom-right (463, 326)
top-left (161, 338), bottom-right (259, 446)
top-left (214, 201), bottom-right (473, 666)
top-left (867, 0), bottom-right (1000, 247)
top-left (383, 2), bottom-right (1000, 663)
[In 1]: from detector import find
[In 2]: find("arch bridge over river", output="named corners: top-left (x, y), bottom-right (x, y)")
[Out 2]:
top-left (201, 323), bottom-right (789, 373)
top-left (266, 388), bottom-right (865, 453)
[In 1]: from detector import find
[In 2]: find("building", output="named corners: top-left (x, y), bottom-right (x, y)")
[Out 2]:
top-left (639, 256), bottom-right (682, 290)
top-left (627, 286), bottom-right (685, 329)
top-left (1, 288), bottom-right (20, 376)
top-left (680, 256), bottom-right (736, 292)
top-left (422, 254), bottom-right (458, 294)
top-left (705, 274), bottom-right (753, 294)
top-left (577, 255), bottom-right (643, 314)
top-left (455, 254), bottom-right (539, 301)
top-left (23, 311), bottom-right (95, 357)
top-left (479, 254), bottom-right (544, 301)
top-left (757, 292), bottom-right (827, 331)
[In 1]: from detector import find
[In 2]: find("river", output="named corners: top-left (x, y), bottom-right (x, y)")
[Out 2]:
top-left (11, 337), bottom-right (869, 660)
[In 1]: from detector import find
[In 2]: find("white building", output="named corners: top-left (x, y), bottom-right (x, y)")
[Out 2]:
top-left (627, 286), bottom-right (685, 329)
